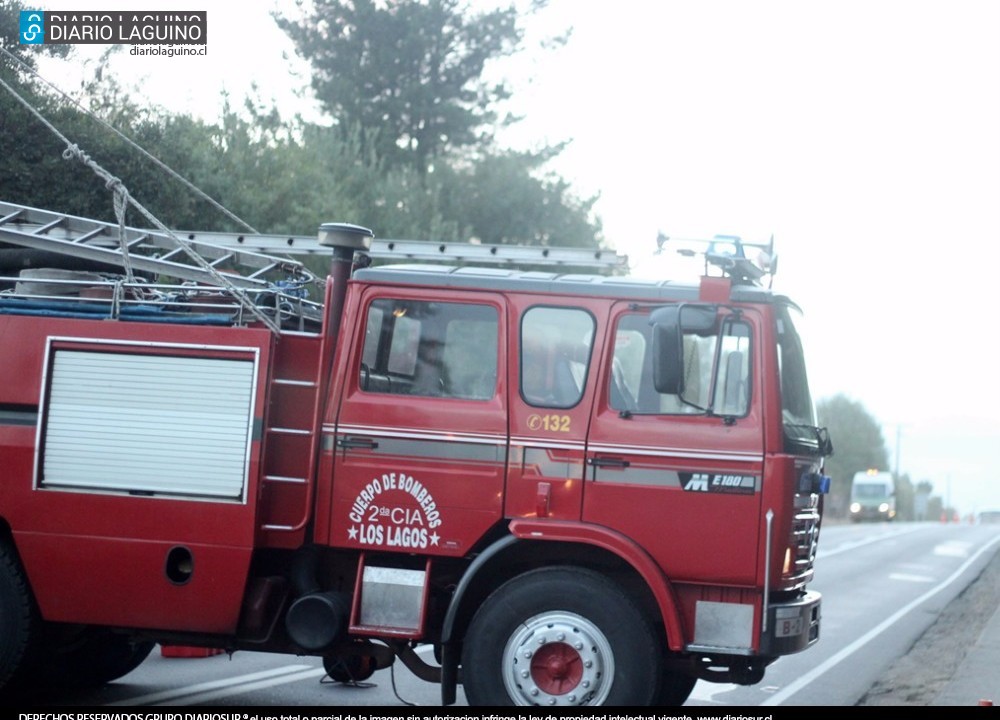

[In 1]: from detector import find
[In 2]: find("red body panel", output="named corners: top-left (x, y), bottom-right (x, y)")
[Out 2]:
top-left (0, 314), bottom-right (272, 632)
top-left (503, 294), bottom-right (593, 522)
top-left (322, 285), bottom-right (507, 555)
top-left (583, 304), bottom-right (766, 587)
top-left (255, 332), bottom-right (325, 549)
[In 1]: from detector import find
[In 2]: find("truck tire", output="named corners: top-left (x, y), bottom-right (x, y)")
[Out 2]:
top-left (657, 672), bottom-right (698, 705)
top-left (461, 566), bottom-right (662, 706)
top-left (37, 629), bottom-right (154, 690)
top-left (0, 543), bottom-right (39, 697)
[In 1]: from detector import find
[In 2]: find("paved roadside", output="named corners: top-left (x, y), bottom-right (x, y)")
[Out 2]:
top-left (858, 540), bottom-right (1000, 706)
top-left (934, 599), bottom-right (1000, 706)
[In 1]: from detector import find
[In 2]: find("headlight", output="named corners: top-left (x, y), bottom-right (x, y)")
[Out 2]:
top-left (850, 502), bottom-right (861, 513)
top-left (879, 503), bottom-right (889, 513)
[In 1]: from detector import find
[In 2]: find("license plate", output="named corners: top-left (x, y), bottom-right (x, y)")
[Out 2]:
top-left (775, 616), bottom-right (804, 637)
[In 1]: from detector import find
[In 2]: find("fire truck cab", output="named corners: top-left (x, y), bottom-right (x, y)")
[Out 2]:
top-left (0, 205), bottom-right (831, 705)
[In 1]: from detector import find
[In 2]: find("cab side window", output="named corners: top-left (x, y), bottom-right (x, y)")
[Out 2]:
top-left (359, 299), bottom-right (498, 400)
top-left (714, 322), bottom-right (751, 416)
top-left (610, 313), bottom-right (751, 416)
top-left (520, 307), bottom-right (595, 408)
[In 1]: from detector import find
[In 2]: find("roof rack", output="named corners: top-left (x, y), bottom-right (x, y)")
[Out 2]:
top-left (655, 232), bottom-right (777, 286)
top-left (160, 230), bottom-right (628, 270)
top-left (0, 200), bottom-right (627, 273)
top-left (0, 200), bottom-right (630, 331)
top-left (0, 200), bottom-right (310, 290)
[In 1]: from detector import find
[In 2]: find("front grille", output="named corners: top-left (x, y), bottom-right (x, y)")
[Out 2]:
top-left (786, 495), bottom-right (820, 588)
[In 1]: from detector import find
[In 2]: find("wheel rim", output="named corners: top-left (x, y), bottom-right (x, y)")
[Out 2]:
top-left (502, 611), bottom-right (614, 705)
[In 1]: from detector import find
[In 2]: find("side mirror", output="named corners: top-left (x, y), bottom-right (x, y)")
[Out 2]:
top-left (649, 305), bottom-right (716, 395)
top-left (651, 319), bottom-right (683, 395)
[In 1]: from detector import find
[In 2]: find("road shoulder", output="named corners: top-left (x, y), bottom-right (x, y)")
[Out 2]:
top-left (857, 542), bottom-right (1000, 706)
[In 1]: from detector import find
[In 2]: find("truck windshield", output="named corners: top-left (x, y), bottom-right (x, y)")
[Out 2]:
top-left (776, 302), bottom-right (829, 456)
top-left (854, 483), bottom-right (891, 499)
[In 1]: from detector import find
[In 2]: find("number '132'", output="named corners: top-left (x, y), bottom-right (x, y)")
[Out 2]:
top-left (527, 414), bottom-right (570, 432)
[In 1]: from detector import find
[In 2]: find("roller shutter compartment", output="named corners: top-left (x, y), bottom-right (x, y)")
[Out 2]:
top-left (40, 349), bottom-right (256, 501)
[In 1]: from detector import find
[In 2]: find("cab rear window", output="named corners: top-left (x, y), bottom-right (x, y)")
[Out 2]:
top-left (520, 306), bottom-right (595, 409)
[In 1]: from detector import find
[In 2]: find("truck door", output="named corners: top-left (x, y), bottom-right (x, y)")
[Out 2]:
top-left (583, 302), bottom-right (765, 586)
top-left (504, 302), bottom-right (599, 521)
top-left (329, 290), bottom-right (508, 556)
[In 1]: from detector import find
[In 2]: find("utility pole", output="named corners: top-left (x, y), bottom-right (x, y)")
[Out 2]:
top-left (894, 425), bottom-right (901, 478)
top-left (947, 474), bottom-right (952, 521)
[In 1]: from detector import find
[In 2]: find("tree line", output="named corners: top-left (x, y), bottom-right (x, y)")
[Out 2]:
top-left (0, 0), bottom-right (602, 248)
top-left (818, 394), bottom-right (947, 522)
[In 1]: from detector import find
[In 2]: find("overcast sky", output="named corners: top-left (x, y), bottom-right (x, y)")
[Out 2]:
top-left (30, 0), bottom-right (1000, 514)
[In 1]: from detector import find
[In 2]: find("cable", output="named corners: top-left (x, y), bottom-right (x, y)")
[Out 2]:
top-left (0, 45), bottom-right (259, 235)
top-left (0, 70), bottom-right (281, 332)
top-left (389, 662), bottom-right (417, 706)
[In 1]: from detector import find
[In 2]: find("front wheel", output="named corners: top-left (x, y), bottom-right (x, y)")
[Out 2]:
top-left (461, 567), bottom-right (662, 706)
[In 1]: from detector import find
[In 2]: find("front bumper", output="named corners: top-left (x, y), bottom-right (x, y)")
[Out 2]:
top-left (760, 590), bottom-right (821, 655)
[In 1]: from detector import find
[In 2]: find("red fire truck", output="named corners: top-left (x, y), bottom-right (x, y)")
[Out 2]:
top-left (0, 202), bottom-right (831, 705)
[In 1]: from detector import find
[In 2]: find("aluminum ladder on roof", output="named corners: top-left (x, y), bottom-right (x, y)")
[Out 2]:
top-left (0, 200), bottom-right (308, 290)
top-left (0, 199), bottom-right (628, 279)
top-left (176, 229), bottom-right (629, 270)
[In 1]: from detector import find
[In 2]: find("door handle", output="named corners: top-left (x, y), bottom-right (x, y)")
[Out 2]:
top-left (536, 481), bottom-right (551, 518)
top-left (587, 457), bottom-right (630, 469)
top-left (336, 436), bottom-right (379, 450)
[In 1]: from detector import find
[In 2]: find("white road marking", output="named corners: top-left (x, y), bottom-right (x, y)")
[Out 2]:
top-left (888, 572), bottom-right (935, 583)
top-left (106, 663), bottom-right (314, 706)
top-left (934, 541), bottom-right (973, 557)
top-left (818, 525), bottom-right (925, 559)
top-left (687, 680), bottom-right (739, 703)
top-left (760, 533), bottom-right (1000, 706)
top-left (158, 667), bottom-right (328, 706)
